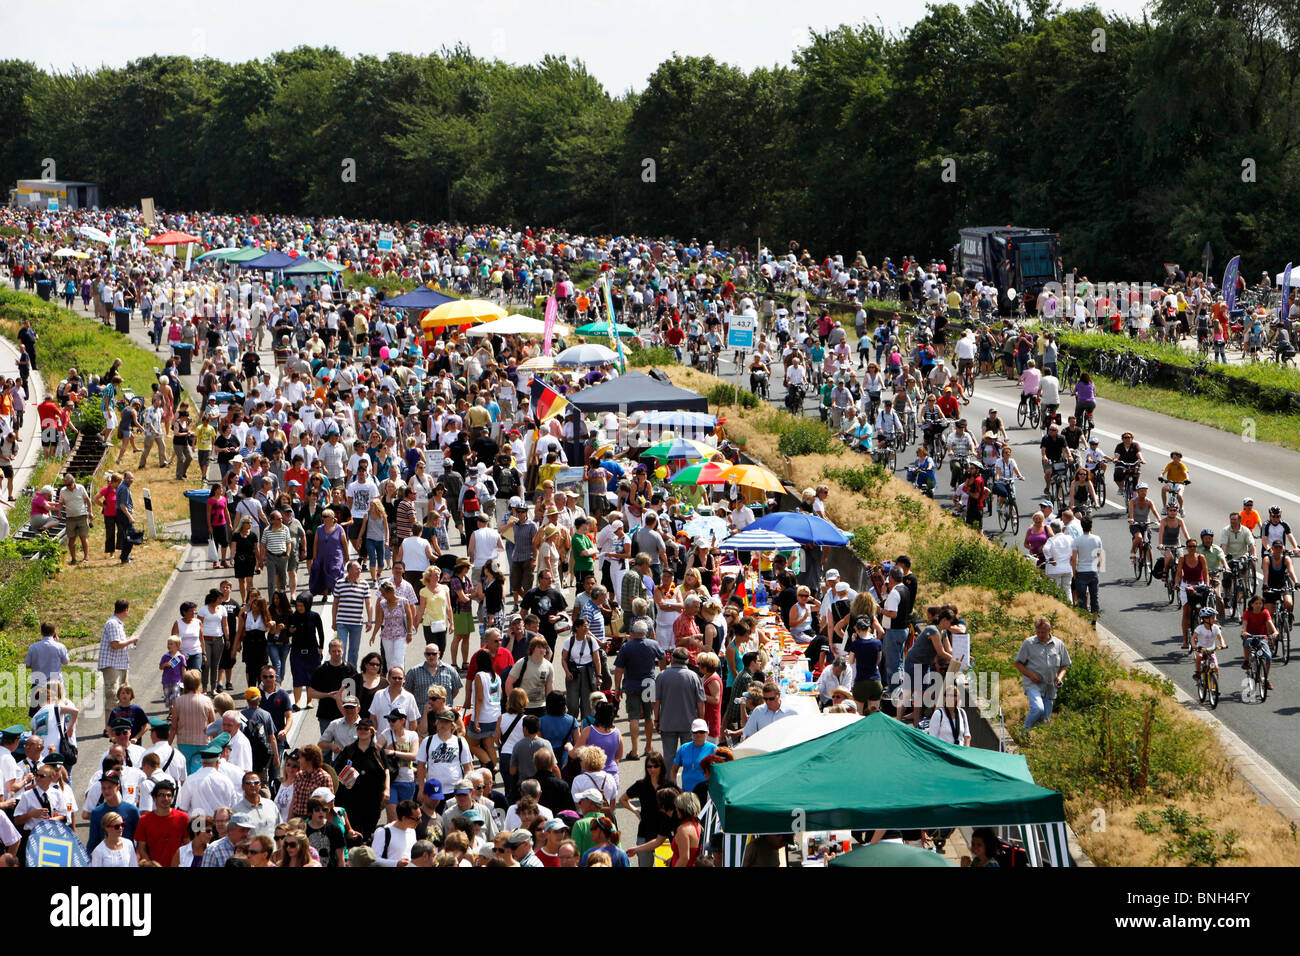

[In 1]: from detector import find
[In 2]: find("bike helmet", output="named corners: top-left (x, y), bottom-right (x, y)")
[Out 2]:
top-left (1136, 482), bottom-right (1149, 490)
top-left (1270, 506), bottom-right (1282, 516)
top-left (1088, 437), bottom-right (1099, 445)
top-left (1199, 528), bottom-right (1213, 537)
top-left (1199, 607), bottom-right (1215, 619)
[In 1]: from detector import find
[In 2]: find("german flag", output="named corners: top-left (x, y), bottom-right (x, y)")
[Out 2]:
top-left (529, 376), bottom-right (568, 424)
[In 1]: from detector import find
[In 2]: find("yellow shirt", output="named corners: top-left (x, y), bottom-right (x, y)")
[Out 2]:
top-left (195, 423), bottom-right (216, 451)
top-left (420, 585), bottom-right (449, 627)
top-left (1161, 460), bottom-right (1189, 483)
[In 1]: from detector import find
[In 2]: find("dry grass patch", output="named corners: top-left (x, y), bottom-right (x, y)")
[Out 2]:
top-left (46, 543), bottom-right (184, 648)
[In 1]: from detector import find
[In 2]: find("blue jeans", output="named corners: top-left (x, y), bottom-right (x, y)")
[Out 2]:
top-left (883, 629), bottom-right (909, 687)
top-left (389, 780), bottom-right (416, 805)
top-left (1073, 570), bottom-right (1100, 613)
top-left (1024, 687), bottom-right (1056, 730)
top-left (336, 623), bottom-right (364, 670)
top-left (267, 643), bottom-right (289, 683)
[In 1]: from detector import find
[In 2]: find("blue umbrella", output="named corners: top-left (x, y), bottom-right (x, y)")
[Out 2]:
top-left (381, 287), bottom-right (459, 310)
top-left (744, 511), bottom-right (849, 547)
top-left (242, 250), bottom-right (298, 270)
top-left (718, 528), bottom-right (800, 551)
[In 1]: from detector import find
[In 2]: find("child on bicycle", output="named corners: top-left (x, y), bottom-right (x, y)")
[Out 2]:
top-left (1192, 607), bottom-right (1228, 683)
top-left (1241, 594), bottom-right (1278, 686)
top-left (1159, 451), bottom-right (1190, 511)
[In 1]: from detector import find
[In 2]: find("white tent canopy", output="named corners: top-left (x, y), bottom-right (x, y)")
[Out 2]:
top-left (732, 712), bottom-right (862, 759)
top-left (465, 314), bottom-right (571, 337)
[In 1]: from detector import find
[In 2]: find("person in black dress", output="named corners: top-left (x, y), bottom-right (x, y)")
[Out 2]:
top-left (336, 720), bottom-right (390, 841)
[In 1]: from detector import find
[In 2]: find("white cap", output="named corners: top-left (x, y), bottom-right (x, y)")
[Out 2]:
top-left (311, 786), bottom-right (335, 802)
top-left (508, 496), bottom-right (524, 509)
top-left (824, 569), bottom-right (840, 582)
top-left (691, 718), bottom-right (709, 733)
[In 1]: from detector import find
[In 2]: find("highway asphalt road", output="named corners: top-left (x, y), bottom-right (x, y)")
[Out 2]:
top-left (714, 345), bottom-right (1300, 787)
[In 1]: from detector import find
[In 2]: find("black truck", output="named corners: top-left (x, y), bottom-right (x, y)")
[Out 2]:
top-left (952, 226), bottom-right (1061, 313)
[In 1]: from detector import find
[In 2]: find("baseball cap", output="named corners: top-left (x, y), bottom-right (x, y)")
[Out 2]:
top-left (576, 788), bottom-right (605, 805)
top-left (422, 779), bottom-right (444, 801)
top-left (507, 828), bottom-right (533, 845)
top-left (544, 818), bottom-right (570, 832)
top-left (824, 569), bottom-right (840, 582)
top-left (341, 695), bottom-right (360, 708)
top-left (453, 779), bottom-right (474, 795)
top-left (436, 709), bottom-right (458, 723)
top-left (509, 496), bottom-right (524, 509)
top-left (311, 786), bottom-right (335, 802)
top-left (243, 688), bottom-right (261, 702)
top-left (228, 812), bottom-right (255, 829)
top-left (461, 808), bottom-right (484, 824)
top-left (691, 718), bottom-right (709, 733)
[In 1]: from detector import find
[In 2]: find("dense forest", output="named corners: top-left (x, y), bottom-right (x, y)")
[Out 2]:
top-left (2, 0), bottom-right (1299, 275)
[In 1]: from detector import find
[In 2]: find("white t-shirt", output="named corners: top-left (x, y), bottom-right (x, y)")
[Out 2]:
top-left (346, 479), bottom-right (380, 519)
top-left (418, 733), bottom-right (472, 791)
top-left (1038, 376), bottom-right (1061, 406)
top-left (371, 823), bottom-right (416, 866)
top-left (91, 841), bottom-right (138, 868)
top-left (1194, 623), bottom-right (1223, 651)
top-left (379, 727), bottom-right (419, 783)
top-left (197, 605), bottom-right (226, 638)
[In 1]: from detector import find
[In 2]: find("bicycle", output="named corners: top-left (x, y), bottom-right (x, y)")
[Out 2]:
top-left (1132, 523), bottom-right (1153, 585)
top-left (873, 432), bottom-right (899, 473)
top-left (1221, 557), bottom-right (1252, 622)
top-left (1274, 585), bottom-right (1295, 664)
top-left (997, 485), bottom-right (1019, 536)
top-left (1090, 462), bottom-right (1108, 508)
top-left (1194, 647), bottom-right (1220, 709)
top-left (1159, 477), bottom-right (1188, 513)
top-left (1048, 460), bottom-right (1072, 514)
top-left (1114, 463), bottom-right (1141, 502)
top-left (1016, 392), bottom-right (1040, 428)
top-left (1160, 545), bottom-right (1184, 603)
top-left (901, 406), bottom-right (917, 446)
top-left (1243, 634), bottom-right (1271, 703)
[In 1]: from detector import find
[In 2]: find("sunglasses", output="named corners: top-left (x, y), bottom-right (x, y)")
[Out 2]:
top-left (764, 696), bottom-right (778, 702)
top-left (249, 848), bottom-right (268, 855)
top-left (284, 841), bottom-right (300, 849)
top-left (107, 824), bottom-right (124, 830)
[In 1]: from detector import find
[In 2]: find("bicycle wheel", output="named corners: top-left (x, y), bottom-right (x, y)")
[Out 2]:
top-left (1282, 613), bottom-right (1293, 665)
top-left (1255, 657), bottom-right (1268, 702)
top-left (1095, 472), bottom-right (1107, 508)
top-left (1029, 402), bottom-right (1040, 428)
top-left (1143, 544), bottom-right (1153, 586)
top-left (1166, 571), bottom-right (1176, 604)
top-left (1016, 400), bottom-right (1027, 427)
top-left (1207, 670), bottom-right (1219, 709)
top-left (1196, 668), bottom-right (1208, 704)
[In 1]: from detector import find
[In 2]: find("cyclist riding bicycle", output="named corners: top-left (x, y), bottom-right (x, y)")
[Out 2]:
top-left (1071, 372), bottom-right (1098, 424)
top-left (1127, 482), bottom-right (1158, 561)
top-left (1219, 511), bottom-right (1257, 563)
top-left (906, 445), bottom-right (937, 495)
top-left (1239, 497), bottom-right (1262, 534)
top-left (1241, 594), bottom-right (1279, 680)
top-left (1019, 359), bottom-right (1042, 411)
top-left (1037, 366), bottom-right (1062, 428)
top-left (1191, 607), bottom-right (1228, 685)
top-left (1070, 468), bottom-right (1099, 514)
top-left (936, 386), bottom-right (960, 420)
top-left (1039, 421), bottom-right (1070, 494)
top-left (1262, 539), bottom-right (1296, 622)
top-left (1112, 432), bottom-right (1145, 493)
top-left (1260, 506), bottom-right (1299, 553)
top-left (991, 445), bottom-right (1023, 504)
top-left (1174, 539), bottom-right (1211, 649)
top-left (944, 419), bottom-right (977, 488)
top-left (1083, 436), bottom-right (1108, 479)
top-left (1154, 504), bottom-right (1189, 577)
top-left (1159, 451), bottom-right (1190, 511)
top-left (875, 399), bottom-right (903, 449)
top-left (1195, 528), bottom-right (1227, 616)
top-left (980, 408), bottom-right (1008, 444)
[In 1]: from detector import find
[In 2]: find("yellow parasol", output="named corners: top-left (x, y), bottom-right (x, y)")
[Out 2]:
top-left (715, 464), bottom-right (784, 493)
top-left (420, 299), bottom-right (508, 329)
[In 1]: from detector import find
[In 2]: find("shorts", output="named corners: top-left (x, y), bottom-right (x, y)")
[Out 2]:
top-left (1195, 649), bottom-right (1219, 669)
top-left (957, 358), bottom-right (973, 373)
top-left (65, 514), bottom-right (90, 538)
top-left (625, 689), bottom-right (647, 720)
top-left (467, 718), bottom-right (497, 741)
top-left (453, 610), bottom-right (474, 635)
top-left (852, 679), bottom-right (883, 703)
top-left (510, 561), bottom-right (534, 594)
top-left (364, 537), bottom-right (386, 565)
top-left (388, 780), bottom-right (416, 804)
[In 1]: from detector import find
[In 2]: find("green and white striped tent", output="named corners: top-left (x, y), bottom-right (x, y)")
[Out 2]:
top-left (706, 713), bottom-right (1072, 867)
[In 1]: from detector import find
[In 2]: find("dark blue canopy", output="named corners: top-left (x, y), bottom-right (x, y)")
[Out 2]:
top-left (381, 288), bottom-right (458, 310)
top-left (242, 250), bottom-right (298, 270)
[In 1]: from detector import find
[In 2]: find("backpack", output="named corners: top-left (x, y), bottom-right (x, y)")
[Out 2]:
top-left (462, 486), bottom-right (480, 513)
top-left (243, 718), bottom-right (273, 774)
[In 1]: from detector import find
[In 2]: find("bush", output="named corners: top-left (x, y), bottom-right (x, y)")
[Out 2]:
top-left (1134, 806), bottom-right (1242, 867)
top-left (776, 418), bottom-right (842, 457)
top-left (823, 463), bottom-right (890, 497)
top-left (628, 346), bottom-right (677, 368)
top-left (73, 401), bottom-right (105, 435)
top-left (705, 383), bottom-right (759, 409)
top-left (1055, 646), bottom-right (1125, 714)
top-left (919, 532), bottom-right (1063, 600)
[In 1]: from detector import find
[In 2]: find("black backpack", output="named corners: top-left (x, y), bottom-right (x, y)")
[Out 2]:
top-left (243, 719), bottom-right (273, 774)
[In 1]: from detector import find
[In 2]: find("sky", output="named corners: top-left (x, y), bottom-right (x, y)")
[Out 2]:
top-left (4, 0), bottom-right (1152, 94)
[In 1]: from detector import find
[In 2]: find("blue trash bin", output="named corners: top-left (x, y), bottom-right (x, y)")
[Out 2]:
top-left (183, 488), bottom-right (212, 545)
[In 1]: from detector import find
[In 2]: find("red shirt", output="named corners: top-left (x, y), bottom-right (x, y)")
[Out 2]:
top-left (666, 326), bottom-right (685, 346)
top-left (285, 465), bottom-right (310, 499)
top-left (1243, 608), bottom-right (1272, 636)
top-left (465, 646), bottom-right (515, 686)
top-left (134, 808), bottom-right (190, 866)
top-left (937, 395), bottom-right (960, 419)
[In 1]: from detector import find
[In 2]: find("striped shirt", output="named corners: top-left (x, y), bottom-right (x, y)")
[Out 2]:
top-left (394, 500), bottom-right (415, 540)
top-left (98, 615), bottom-right (131, 670)
top-left (262, 526), bottom-right (290, 555)
top-left (580, 600), bottom-right (605, 642)
top-left (333, 580), bottom-right (370, 627)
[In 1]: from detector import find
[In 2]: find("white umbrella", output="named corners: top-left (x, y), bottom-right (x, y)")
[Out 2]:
top-left (556, 343), bottom-right (617, 367)
top-left (718, 528), bottom-right (800, 551)
top-left (682, 515), bottom-right (730, 541)
top-left (733, 713), bottom-right (863, 759)
top-left (466, 314), bottom-right (571, 337)
top-left (77, 226), bottom-right (112, 243)
top-left (52, 248), bottom-right (89, 259)
top-left (518, 356), bottom-right (559, 372)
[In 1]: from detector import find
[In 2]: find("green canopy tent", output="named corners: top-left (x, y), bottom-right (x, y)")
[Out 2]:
top-left (283, 259), bottom-right (344, 275)
top-left (705, 713), bottom-right (1071, 866)
top-left (225, 247), bottom-right (269, 263)
top-left (828, 841), bottom-right (956, 868)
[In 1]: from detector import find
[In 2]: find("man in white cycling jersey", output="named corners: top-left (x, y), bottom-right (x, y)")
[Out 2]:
top-left (1037, 368), bottom-right (1061, 426)
top-left (1260, 507), bottom-right (1298, 552)
top-left (875, 399), bottom-right (903, 448)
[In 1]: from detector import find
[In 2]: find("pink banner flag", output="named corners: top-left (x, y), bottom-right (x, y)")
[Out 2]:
top-left (542, 295), bottom-right (558, 356)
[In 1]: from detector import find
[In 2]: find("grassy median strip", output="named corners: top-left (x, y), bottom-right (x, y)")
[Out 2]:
top-left (669, 364), bottom-right (1300, 866)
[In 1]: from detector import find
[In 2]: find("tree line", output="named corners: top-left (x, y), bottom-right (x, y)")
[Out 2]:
top-left (2, 0), bottom-right (1299, 276)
